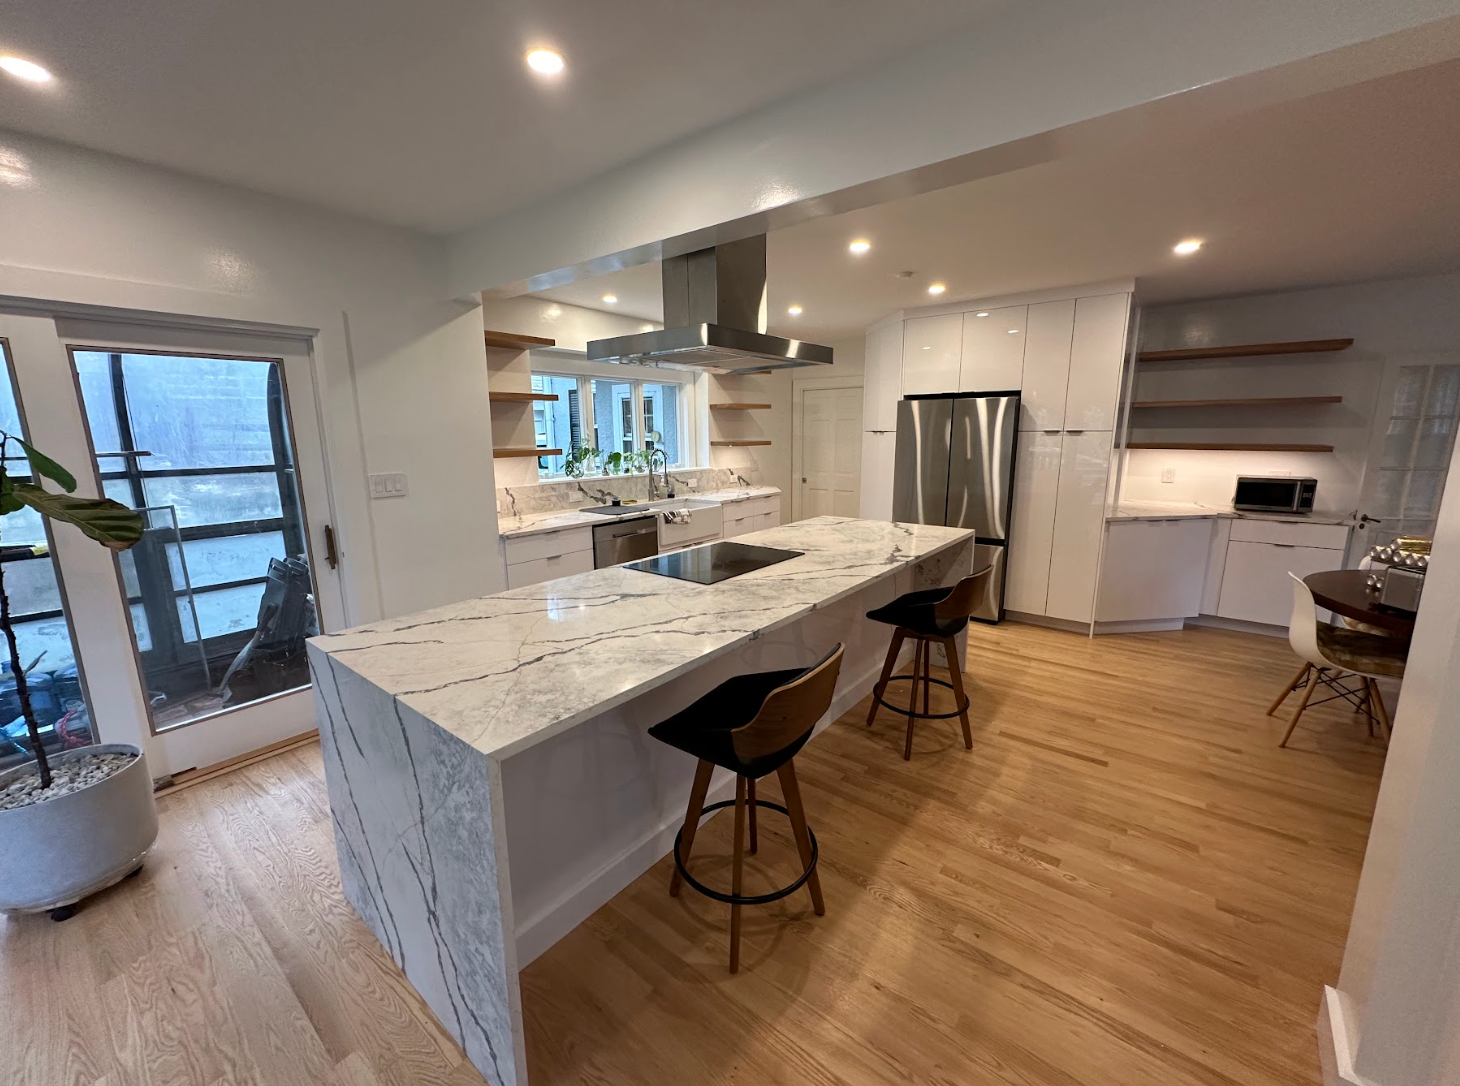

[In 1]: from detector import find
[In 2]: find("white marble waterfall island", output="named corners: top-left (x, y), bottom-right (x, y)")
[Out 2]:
top-left (307, 516), bottom-right (975, 1086)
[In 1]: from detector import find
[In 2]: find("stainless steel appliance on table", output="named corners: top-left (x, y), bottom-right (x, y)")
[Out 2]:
top-left (892, 392), bottom-right (1019, 622)
top-left (592, 515), bottom-right (658, 568)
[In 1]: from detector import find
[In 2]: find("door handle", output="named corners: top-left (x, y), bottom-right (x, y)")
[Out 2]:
top-left (323, 524), bottom-right (339, 570)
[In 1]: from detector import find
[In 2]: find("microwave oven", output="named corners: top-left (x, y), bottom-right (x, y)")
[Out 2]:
top-left (1233, 476), bottom-right (1318, 514)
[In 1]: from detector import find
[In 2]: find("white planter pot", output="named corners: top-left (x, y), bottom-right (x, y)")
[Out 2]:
top-left (0, 743), bottom-right (158, 915)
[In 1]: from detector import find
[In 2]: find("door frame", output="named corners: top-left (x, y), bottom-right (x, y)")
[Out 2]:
top-left (791, 375), bottom-right (862, 522)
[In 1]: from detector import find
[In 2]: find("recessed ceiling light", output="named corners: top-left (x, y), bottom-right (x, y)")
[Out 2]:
top-left (975, 311), bottom-right (990, 318)
top-left (1173, 238), bottom-right (1203, 256)
top-left (0, 57), bottom-right (52, 84)
top-left (787, 304), bottom-right (803, 316)
top-left (1007, 329), bottom-right (1019, 334)
top-left (525, 49), bottom-right (565, 75)
top-left (601, 294), bottom-right (618, 305)
top-left (848, 239), bottom-right (871, 255)
top-left (927, 283), bottom-right (947, 296)
top-left (922, 346), bottom-right (931, 351)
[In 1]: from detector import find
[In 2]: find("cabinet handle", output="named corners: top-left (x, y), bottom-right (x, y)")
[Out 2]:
top-left (323, 524), bottom-right (339, 570)
top-left (1043, 429), bottom-right (1061, 434)
top-left (1066, 429), bottom-right (1085, 434)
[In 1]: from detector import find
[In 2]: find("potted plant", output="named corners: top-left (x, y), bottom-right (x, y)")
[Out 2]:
top-left (563, 445), bottom-right (600, 479)
top-left (0, 432), bottom-right (148, 921)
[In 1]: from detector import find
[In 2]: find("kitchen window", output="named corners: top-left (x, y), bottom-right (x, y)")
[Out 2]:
top-left (530, 356), bottom-right (700, 476)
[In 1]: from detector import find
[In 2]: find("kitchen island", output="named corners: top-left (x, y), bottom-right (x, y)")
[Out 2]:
top-left (307, 515), bottom-right (975, 1086)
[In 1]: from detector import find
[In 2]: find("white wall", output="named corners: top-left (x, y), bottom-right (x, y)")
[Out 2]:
top-left (0, 128), bottom-right (499, 624)
top-left (1126, 273), bottom-right (1460, 513)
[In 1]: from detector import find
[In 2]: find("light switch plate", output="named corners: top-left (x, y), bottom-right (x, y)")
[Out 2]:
top-left (1161, 468), bottom-right (1176, 484)
top-left (369, 472), bottom-right (409, 499)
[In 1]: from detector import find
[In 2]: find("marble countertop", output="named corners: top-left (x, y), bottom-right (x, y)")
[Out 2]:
top-left (311, 516), bottom-right (972, 761)
top-left (1108, 499), bottom-right (1352, 526)
top-left (496, 485), bottom-right (781, 539)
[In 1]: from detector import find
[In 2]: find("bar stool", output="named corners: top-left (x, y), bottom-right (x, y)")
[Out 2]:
top-left (649, 643), bottom-right (844, 972)
top-left (864, 566), bottom-right (994, 760)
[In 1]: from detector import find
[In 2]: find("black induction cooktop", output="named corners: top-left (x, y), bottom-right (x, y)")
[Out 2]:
top-left (625, 541), bottom-right (803, 584)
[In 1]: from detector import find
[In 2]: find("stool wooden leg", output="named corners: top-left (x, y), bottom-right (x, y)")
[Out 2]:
top-left (670, 759), bottom-right (714, 897)
top-left (730, 774), bottom-right (747, 973)
top-left (904, 640), bottom-right (924, 761)
top-left (777, 759), bottom-right (824, 916)
top-left (1267, 663), bottom-right (1311, 717)
top-left (941, 636), bottom-right (973, 750)
top-left (1280, 667), bottom-right (1321, 748)
top-left (1367, 678), bottom-right (1392, 743)
top-left (747, 775), bottom-right (758, 854)
top-left (922, 641), bottom-right (931, 718)
top-left (866, 630), bottom-right (905, 727)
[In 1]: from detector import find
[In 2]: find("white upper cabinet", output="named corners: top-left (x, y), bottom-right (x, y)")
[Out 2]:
top-left (862, 321), bottom-right (903, 432)
top-left (901, 313), bottom-right (963, 396)
top-left (1064, 293), bottom-right (1130, 431)
top-left (858, 430), bottom-right (897, 520)
top-left (958, 305), bottom-right (1027, 393)
top-left (1019, 299), bottom-right (1076, 431)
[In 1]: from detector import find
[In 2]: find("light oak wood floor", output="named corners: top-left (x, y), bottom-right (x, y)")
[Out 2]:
top-left (1, 623), bottom-right (1386, 1086)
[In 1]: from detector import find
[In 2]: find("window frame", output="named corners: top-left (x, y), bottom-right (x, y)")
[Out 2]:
top-left (527, 353), bottom-right (703, 478)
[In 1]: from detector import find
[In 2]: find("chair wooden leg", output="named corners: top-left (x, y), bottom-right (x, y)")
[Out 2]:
top-left (1280, 667), bottom-right (1322, 747)
top-left (1367, 678), bottom-right (1393, 743)
top-left (866, 630), bottom-right (905, 726)
top-left (1267, 663), bottom-right (1311, 717)
top-left (729, 775), bottom-right (746, 973)
top-left (777, 759), bottom-right (825, 916)
top-left (942, 636), bottom-right (973, 750)
top-left (670, 759), bottom-right (714, 897)
top-left (904, 640), bottom-right (924, 761)
top-left (747, 775), bottom-right (758, 854)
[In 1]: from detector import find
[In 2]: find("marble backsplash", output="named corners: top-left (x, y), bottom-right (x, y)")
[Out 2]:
top-left (495, 466), bottom-right (752, 517)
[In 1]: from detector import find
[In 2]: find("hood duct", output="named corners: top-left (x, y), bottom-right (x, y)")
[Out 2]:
top-left (585, 235), bottom-right (833, 373)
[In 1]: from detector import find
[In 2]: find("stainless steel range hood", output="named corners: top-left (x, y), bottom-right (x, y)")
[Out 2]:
top-left (585, 235), bottom-right (833, 373)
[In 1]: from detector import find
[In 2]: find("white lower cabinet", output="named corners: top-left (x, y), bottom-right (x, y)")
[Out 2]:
top-left (1005, 432), bottom-right (1062, 614)
top-left (1096, 519), bottom-right (1215, 622)
top-left (1217, 541), bottom-right (1345, 627)
top-left (503, 525), bottom-right (596, 588)
top-left (859, 431), bottom-right (897, 521)
top-left (1045, 431), bottom-right (1114, 623)
top-left (505, 548), bottom-right (594, 588)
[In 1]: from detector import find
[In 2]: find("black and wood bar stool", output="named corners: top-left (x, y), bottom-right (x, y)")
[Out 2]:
top-left (648, 643), bottom-right (844, 972)
top-left (864, 566), bottom-right (994, 760)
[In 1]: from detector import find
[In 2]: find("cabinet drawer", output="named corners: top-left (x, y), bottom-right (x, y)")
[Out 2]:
top-left (1228, 519), bottom-right (1349, 550)
top-left (503, 525), bottom-right (593, 566)
top-left (723, 513), bottom-right (755, 539)
top-left (1217, 541), bottom-right (1343, 627)
top-left (741, 495), bottom-right (778, 520)
top-left (505, 547), bottom-right (594, 588)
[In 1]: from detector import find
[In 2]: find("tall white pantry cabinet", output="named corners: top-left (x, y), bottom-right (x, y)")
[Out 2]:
top-left (859, 285), bottom-right (1133, 626)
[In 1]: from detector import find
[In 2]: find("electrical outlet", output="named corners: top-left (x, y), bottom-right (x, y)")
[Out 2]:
top-left (369, 472), bottom-right (409, 499)
top-left (1161, 467), bottom-right (1177, 484)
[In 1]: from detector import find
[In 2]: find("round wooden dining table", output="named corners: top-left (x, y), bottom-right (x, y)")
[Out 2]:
top-left (1304, 569), bottom-right (1417, 638)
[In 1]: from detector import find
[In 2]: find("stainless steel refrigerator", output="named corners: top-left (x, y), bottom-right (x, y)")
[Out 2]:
top-left (892, 392), bottom-right (1020, 623)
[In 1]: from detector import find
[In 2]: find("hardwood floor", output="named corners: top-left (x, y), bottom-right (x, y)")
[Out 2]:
top-left (0, 623), bottom-right (1385, 1086)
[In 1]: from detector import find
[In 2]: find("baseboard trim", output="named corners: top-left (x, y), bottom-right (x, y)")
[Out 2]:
top-left (1319, 986), bottom-right (1377, 1086)
top-left (511, 655), bottom-right (883, 966)
top-left (1005, 611), bottom-right (1094, 635)
top-left (1092, 617), bottom-right (1187, 635)
top-left (1185, 614), bottom-right (1288, 639)
top-left (154, 731), bottom-right (320, 796)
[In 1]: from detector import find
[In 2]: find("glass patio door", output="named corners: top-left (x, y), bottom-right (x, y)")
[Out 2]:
top-left (0, 312), bottom-right (343, 779)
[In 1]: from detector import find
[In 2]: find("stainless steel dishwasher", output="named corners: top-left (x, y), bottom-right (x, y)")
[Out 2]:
top-left (592, 515), bottom-right (658, 568)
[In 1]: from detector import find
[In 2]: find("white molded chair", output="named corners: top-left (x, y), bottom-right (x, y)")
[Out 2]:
top-left (1268, 573), bottom-right (1407, 747)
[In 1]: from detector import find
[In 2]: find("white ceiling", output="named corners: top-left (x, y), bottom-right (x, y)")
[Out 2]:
top-left (0, 0), bottom-right (1005, 233)
top-left (536, 59), bottom-right (1460, 341)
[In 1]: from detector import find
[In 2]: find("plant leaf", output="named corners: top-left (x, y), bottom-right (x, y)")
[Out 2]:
top-left (11, 484), bottom-right (144, 550)
top-left (13, 437), bottom-right (77, 493)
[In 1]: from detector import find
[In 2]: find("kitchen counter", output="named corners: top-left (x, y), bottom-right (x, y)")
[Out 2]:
top-left (1108, 498), bottom-right (1352, 526)
top-left (496, 484), bottom-right (780, 539)
top-left (307, 516), bottom-right (974, 1086)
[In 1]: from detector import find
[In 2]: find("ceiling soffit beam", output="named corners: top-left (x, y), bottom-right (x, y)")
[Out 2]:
top-left (446, 1), bottom-right (1460, 302)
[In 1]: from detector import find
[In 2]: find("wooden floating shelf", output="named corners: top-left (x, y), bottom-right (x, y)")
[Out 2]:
top-left (1138, 338), bottom-right (1353, 363)
top-left (1127, 442), bottom-right (1335, 453)
top-left (483, 330), bottom-right (556, 351)
top-left (492, 447), bottom-right (562, 458)
top-left (1130, 395), bottom-right (1344, 409)
top-left (711, 440), bottom-right (773, 447)
top-left (488, 391), bottom-right (559, 404)
top-left (710, 402), bottom-right (773, 411)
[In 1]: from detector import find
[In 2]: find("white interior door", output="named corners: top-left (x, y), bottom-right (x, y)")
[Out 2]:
top-left (1352, 357), bottom-right (1460, 562)
top-left (798, 386), bottom-right (863, 519)
top-left (0, 312), bottom-right (342, 779)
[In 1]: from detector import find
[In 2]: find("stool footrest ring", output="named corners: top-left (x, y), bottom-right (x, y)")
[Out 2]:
top-left (872, 674), bottom-right (970, 721)
top-left (673, 798), bottom-right (818, 906)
